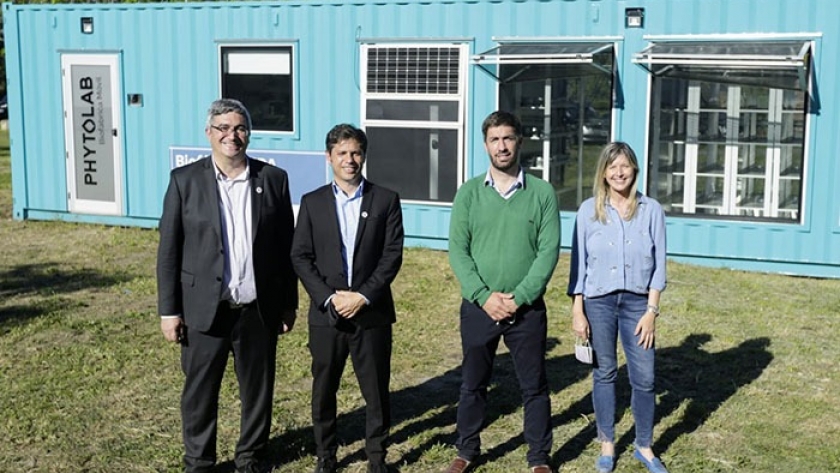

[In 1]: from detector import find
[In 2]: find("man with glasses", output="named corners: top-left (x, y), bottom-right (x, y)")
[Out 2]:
top-left (157, 98), bottom-right (298, 473)
top-left (446, 111), bottom-right (561, 473)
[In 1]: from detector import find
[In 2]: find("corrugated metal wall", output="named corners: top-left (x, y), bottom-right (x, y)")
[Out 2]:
top-left (4, 0), bottom-right (840, 276)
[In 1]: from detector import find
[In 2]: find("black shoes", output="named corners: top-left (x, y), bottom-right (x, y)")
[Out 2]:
top-left (235, 461), bottom-right (266, 473)
top-left (312, 456), bottom-right (393, 473)
top-left (367, 461), bottom-right (393, 473)
top-left (314, 457), bottom-right (338, 473)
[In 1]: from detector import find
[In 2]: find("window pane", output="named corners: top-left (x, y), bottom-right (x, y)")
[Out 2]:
top-left (365, 127), bottom-right (458, 202)
top-left (498, 73), bottom-right (612, 211)
top-left (221, 46), bottom-right (294, 132)
top-left (361, 44), bottom-right (466, 204)
top-left (737, 144), bottom-right (768, 175)
top-left (366, 100), bottom-right (459, 121)
top-left (651, 141), bottom-right (686, 213)
top-left (736, 176), bottom-right (766, 217)
top-left (696, 175), bottom-right (725, 214)
top-left (778, 142), bottom-right (803, 219)
top-left (636, 40), bottom-right (810, 90)
top-left (557, 142), bottom-right (603, 211)
top-left (648, 77), bottom-right (806, 222)
top-left (658, 173), bottom-right (686, 213)
top-left (697, 143), bottom-right (726, 174)
top-left (366, 46), bottom-right (460, 94)
top-left (734, 139), bottom-right (769, 217)
top-left (778, 177), bottom-right (801, 220)
top-left (698, 110), bottom-right (726, 141)
top-left (700, 82), bottom-right (727, 108)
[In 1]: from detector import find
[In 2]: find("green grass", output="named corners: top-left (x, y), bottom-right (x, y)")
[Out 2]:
top-left (0, 127), bottom-right (11, 219)
top-left (1, 129), bottom-right (839, 472)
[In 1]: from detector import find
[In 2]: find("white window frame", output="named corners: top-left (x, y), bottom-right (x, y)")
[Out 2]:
top-left (360, 42), bottom-right (470, 205)
top-left (219, 42), bottom-right (298, 136)
top-left (637, 34), bottom-right (817, 224)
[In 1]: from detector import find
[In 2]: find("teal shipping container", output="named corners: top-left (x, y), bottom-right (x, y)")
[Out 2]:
top-left (4, 0), bottom-right (840, 277)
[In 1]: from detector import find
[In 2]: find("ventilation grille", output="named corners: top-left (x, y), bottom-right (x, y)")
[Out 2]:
top-left (366, 46), bottom-right (460, 94)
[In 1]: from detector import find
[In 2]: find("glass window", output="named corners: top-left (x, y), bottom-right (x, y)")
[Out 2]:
top-left (647, 77), bottom-right (807, 221)
top-left (634, 40), bottom-right (811, 90)
top-left (361, 44), bottom-right (468, 204)
top-left (365, 127), bottom-right (459, 202)
top-left (365, 100), bottom-right (459, 122)
top-left (221, 45), bottom-right (294, 133)
top-left (638, 39), bottom-right (811, 222)
top-left (476, 42), bottom-right (614, 211)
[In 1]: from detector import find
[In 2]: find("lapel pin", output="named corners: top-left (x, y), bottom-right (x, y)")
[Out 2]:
top-left (256, 187), bottom-right (263, 194)
top-left (362, 211), bottom-right (369, 219)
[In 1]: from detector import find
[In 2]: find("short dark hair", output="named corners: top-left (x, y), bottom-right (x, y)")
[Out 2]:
top-left (206, 98), bottom-right (252, 130)
top-left (481, 110), bottom-right (524, 140)
top-left (325, 124), bottom-right (368, 153)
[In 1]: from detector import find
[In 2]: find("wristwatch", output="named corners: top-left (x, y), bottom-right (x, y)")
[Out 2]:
top-left (646, 304), bottom-right (660, 316)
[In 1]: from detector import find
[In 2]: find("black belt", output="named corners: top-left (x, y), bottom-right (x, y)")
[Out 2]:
top-left (222, 300), bottom-right (256, 310)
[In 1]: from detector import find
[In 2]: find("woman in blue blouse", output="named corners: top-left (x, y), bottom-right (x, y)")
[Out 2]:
top-left (568, 142), bottom-right (668, 473)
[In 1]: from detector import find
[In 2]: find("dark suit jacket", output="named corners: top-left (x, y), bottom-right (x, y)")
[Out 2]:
top-left (156, 157), bottom-right (298, 333)
top-left (291, 181), bottom-right (403, 329)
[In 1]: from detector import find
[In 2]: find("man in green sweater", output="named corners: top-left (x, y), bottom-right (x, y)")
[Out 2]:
top-left (445, 111), bottom-right (561, 473)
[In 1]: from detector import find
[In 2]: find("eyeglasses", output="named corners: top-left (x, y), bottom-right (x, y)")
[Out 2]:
top-left (209, 124), bottom-right (250, 136)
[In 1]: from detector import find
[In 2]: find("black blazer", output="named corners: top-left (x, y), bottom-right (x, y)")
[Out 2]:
top-left (291, 181), bottom-right (403, 329)
top-left (156, 157), bottom-right (298, 333)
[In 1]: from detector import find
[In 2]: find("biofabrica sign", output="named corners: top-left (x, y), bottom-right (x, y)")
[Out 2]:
top-left (169, 147), bottom-right (328, 205)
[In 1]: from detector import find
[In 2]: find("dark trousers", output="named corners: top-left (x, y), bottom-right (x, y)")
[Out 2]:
top-left (309, 323), bottom-right (392, 464)
top-left (180, 303), bottom-right (278, 473)
top-left (455, 298), bottom-right (552, 467)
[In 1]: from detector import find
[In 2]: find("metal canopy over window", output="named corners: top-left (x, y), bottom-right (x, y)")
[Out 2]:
top-left (633, 40), bottom-right (811, 90)
top-left (473, 42), bottom-right (614, 83)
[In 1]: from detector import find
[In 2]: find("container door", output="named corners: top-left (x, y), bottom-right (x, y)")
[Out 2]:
top-left (61, 54), bottom-right (124, 215)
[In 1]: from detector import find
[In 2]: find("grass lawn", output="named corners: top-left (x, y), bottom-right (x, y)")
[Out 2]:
top-left (0, 129), bottom-right (839, 472)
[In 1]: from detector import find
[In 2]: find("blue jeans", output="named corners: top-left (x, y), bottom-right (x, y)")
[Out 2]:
top-left (585, 291), bottom-right (656, 448)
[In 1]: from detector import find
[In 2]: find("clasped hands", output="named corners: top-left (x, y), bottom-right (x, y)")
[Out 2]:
top-left (482, 292), bottom-right (518, 322)
top-left (331, 290), bottom-right (367, 319)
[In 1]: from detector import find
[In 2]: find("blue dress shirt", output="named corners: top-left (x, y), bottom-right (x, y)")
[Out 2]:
top-left (333, 180), bottom-right (365, 287)
top-left (568, 193), bottom-right (667, 298)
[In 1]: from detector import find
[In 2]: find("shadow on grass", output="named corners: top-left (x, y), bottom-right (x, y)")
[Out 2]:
top-left (215, 333), bottom-right (771, 471)
top-left (377, 336), bottom-right (594, 471)
top-left (241, 337), bottom-right (588, 471)
top-left (550, 333), bottom-right (773, 468)
top-left (0, 262), bottom-right (133, 326)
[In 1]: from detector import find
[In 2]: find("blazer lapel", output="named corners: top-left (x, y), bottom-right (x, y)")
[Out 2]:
top-left (201, 157), bottom-right (223, 242)
top-left (249, 158), bottom-right (263, 242)
top-left (323, 185), bottom-right (343, 246)
top-left (319, 185), bottom-right (347, 285)
top-left (354, 182), bottom-right (373, 252)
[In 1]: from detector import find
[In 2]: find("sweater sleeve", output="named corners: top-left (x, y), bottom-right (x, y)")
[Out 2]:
top-left (512, 186), bottom-right (560, 305)
top-left (448, 182), bottom-right (492, 306)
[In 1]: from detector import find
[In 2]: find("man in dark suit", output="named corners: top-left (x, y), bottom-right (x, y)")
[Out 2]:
top-left (157, 99), bottom-right (298, 473)
top-left (291, 124), bottom-right (404, 473)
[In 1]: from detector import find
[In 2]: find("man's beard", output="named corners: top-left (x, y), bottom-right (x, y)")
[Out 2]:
top-left (491, 154), bottom-right (519, 171)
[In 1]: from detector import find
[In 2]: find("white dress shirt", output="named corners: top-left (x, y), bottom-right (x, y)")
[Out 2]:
top-left (215, 163), bottom-right (256, 305)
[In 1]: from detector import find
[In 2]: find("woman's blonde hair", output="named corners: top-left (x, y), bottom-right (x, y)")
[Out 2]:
top-left (592, 141), bottom-right (640, 223)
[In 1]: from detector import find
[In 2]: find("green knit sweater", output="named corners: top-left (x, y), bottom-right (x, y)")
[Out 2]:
top-left (448, 173), bottom-right (561, 307)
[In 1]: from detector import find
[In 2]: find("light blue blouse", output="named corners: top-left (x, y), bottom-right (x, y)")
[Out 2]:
top-left (568, 193), bottom-right (667, 298)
